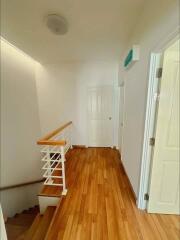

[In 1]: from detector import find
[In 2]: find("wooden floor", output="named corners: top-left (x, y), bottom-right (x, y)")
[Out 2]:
top-left (45, 148), bottom-right (180, 240)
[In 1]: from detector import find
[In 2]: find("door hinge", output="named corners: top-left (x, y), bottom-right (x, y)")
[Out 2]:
top-left (156, 67), bottom-right (163, 78)
top-left (149, 137), bottom-right (155, 146)
top-left (144, 193), bottom-right (149, 201)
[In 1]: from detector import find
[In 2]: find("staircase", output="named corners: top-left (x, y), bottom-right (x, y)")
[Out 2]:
top-left (5, 206), bottom-right (39, 240)
top-left (5, 205), bottom-right (57, 240)
top-left (5, 122), bottom-right (73, 239)
top-left (24, 206), bottom-right (55, 240)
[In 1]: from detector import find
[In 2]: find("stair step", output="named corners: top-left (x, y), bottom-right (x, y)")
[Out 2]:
top-left (5, 224), bottom-right (27, 240)
top-left (5, 206), bottom-right (40, 240)
top-left (24, 213), bottom-right (43, 240)
top-left (7, 213), bottom-right (38, 227)
top-left (25, 206), bottom-right (56, 240)
top-left (39, 184), bottom-right (63, 198)
top-left (22, 206), bottom-right (39, 215)
top-left (17, 231), bottom-right (28, 240)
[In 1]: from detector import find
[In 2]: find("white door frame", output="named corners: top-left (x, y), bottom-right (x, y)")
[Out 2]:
top-left (87, 85), bottom-right (119, 148)
top-left (119, 81), bottom-right (125, 152)
top-left (137, 28), bottom-right (180, 210)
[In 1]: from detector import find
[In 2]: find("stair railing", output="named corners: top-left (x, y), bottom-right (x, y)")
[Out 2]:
top-left (37, 121), bottom-right (73, 195)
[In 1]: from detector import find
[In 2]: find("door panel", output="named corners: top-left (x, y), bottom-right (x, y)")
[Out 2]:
top-left (148, 40), bottom-right (180, 214)
top-left (159, 162), bottom-right (179, 204)
top-left (88, 86), bottom-right (113, 147)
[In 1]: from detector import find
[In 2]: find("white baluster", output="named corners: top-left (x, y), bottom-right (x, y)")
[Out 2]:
top-left (61, 146), bottom-right (67, 195)
top-left (47, 146), bottom-right (53, 184)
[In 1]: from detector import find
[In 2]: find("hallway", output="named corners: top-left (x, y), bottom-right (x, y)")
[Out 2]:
top-left (45, 148), bottom-right (180, 240)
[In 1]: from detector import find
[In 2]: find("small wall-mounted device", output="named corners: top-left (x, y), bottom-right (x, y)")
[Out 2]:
top-left (124, 45), bottom-right (140, 69)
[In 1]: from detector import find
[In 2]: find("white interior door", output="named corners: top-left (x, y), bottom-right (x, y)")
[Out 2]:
top-left (88, 86), bottom-right (113, 147)
top-left (148, 40), bottom-right (180, 214)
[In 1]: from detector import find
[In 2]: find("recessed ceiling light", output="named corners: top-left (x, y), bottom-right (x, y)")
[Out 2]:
top-left (45, 14), bottom-right (68, 35)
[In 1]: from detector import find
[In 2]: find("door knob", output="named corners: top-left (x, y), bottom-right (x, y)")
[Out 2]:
top-left (109, 117), bottom-right (112, 120)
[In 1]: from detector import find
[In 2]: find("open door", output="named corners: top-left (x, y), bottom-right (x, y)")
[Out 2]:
top-left (148, 40), bottom-right (180, 214)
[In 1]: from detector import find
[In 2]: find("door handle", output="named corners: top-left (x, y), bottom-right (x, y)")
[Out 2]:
top-left (109, 117), bottom-right (112, 120)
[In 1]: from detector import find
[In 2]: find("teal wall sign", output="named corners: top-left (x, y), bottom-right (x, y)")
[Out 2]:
top-left (124, 45), bottom-right (140, 69)
top-left (124, 49), bottom-right (133, 67)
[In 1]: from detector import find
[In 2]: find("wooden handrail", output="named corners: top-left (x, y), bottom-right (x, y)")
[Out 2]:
top-left (37, 140), bottom-right (66, 146)
top-left (37, 121), bottom-right (72, 146)
top-left (0, 179), bottom-right (44, 191)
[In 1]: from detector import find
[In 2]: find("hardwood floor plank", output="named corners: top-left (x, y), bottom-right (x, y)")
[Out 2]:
top-left (45, 148), bottom-right (180, 240)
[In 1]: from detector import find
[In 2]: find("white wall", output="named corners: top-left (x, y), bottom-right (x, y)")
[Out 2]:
top-left (118, 0), bottom-right (179, 196)
top-left (0, 204), bottom-right (7, 240)
top-left (35, 63), bottom-right (77, 135)
top-left (36, 61), bottom-right (119, 146)
top-left (0, 39), bottom-right (42, 217)
top-left (0, 183), bottom-right (42, 219)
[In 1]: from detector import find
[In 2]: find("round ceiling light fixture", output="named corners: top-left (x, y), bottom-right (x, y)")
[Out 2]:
top-left (45, 14), bottom-right (68, 35)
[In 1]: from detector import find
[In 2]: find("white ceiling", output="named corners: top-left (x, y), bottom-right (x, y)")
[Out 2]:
top-left (1, 0), bottom-right (145, 63)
